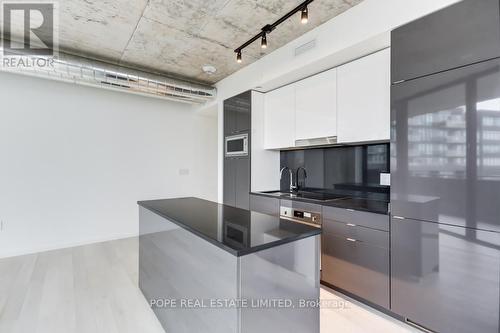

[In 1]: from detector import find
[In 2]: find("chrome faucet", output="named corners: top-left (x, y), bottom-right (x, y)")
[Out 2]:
top-left (280, 167), bottom-right (297, 193)
top-left (296, 167), bottom-right (307, 190)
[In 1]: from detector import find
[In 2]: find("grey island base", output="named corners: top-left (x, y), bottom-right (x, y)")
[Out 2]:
top-left (138, 197), bottom-right (321, 333)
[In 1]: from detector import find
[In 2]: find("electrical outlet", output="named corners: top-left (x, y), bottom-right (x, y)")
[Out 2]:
top-left (380, 173), bottom-right (391, 186)
top-left (179, 169), bottom-right (190, 176)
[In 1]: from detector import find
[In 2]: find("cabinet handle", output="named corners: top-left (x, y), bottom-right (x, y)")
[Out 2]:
top-left (346, 223), bottom-right (356, 227)
top-left (346, 209), bottom-right (355, 212)
top-left (346, 238), bottom-right (357, 243)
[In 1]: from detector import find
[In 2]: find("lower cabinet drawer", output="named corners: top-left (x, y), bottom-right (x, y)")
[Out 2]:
top-left (321, 232), bottom-right (390, 309)
top-left (323, 219), bottom-right (389, 249)
top-left (323, 206), bottom-right (389, 231)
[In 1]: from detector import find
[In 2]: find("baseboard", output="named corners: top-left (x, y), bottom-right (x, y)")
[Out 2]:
top-left (0, 232), bottom-right (139, 259)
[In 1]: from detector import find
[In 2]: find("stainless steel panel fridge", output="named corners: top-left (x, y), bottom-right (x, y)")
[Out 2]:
top-left (392, 57), bottom-right (500, 233)
top-left (391, 1), bottom-right (500, 331)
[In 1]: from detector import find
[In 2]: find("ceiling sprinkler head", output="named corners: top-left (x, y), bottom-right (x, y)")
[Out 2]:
top-left (202, 64), bottom-right (217, 75)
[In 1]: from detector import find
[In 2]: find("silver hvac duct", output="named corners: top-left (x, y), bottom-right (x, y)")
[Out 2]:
top-left (0, 49), bottom-right (216, 104)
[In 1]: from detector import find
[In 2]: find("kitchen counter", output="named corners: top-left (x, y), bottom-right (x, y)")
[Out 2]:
top-left (138, 197), bottom-right (321, 256)
top-left (250, 191), bottom-right (390, 215)
top-left (138, 197), bottom-right (320, 333)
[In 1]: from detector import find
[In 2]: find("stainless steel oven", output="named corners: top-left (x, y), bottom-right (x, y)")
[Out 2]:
top-left (280, 204), bottom-right (322, 270)
top-left (225, 133), bottom-right (248, 157)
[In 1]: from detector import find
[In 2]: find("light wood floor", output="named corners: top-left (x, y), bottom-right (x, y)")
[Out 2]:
top-left (0, 238), bottom-right (418, 333)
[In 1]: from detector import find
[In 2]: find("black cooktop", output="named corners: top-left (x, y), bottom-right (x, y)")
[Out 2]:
top-left (291, 192), bottom-right (348, 201)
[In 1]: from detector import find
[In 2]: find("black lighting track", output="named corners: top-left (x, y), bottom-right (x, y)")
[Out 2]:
top-left (234, 0), bottom-right (314, 61)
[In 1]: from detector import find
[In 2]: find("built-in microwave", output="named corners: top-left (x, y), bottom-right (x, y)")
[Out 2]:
top-left (225, 133), bottom-right (248, 157)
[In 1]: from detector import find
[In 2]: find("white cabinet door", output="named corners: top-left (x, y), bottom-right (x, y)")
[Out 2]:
top-left (251, 92), bottom-right (280, 191)
top-left (295, 68), bottom-right (337, 140)
top-left (337, 48), bottom-right (390, 143)
top-left (263, 85), bottom-right (296, 149)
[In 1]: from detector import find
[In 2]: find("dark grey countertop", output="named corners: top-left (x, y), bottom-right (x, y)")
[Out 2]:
top-left (138, 197), bottom-right (321, 257)
top-left (250, 191), bottom-right (390, 215)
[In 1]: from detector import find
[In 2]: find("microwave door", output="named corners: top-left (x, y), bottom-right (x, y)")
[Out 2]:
top-left (225, 134), bottom-right (248, 157)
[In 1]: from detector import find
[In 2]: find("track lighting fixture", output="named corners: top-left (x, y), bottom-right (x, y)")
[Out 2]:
top-left (234, 0), bottom-right (314, 63)
top-left (261, 33), bottom-right (268, 49)
top-left (301, 6), bottom-right (309, 24)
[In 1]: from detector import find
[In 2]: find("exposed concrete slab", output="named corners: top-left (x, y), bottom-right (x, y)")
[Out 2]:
top-left (2, 0), bottom-right (363, 84)
top-left (58, 0), bottom-right (148, 62)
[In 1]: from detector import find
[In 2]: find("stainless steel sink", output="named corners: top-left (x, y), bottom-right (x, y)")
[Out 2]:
top-left (260, 190), bottom-right (290, 196)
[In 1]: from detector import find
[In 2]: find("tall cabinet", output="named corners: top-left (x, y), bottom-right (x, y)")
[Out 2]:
top-left (391, 1), bottom-right (500, 332)
top-left (391, 0), bottom-right (500, 83)
top-left (224, 91), bottom-right (251, 210)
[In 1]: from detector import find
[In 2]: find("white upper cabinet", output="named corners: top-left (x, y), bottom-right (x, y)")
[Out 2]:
top-left (263, 84), bottom-right (296, 149)
top-left (337, 48), bottom-right (391, 143)
top-left (262, 48), bottom-right (390, 150)
top-left (295, 69), bottom-right (337, 140)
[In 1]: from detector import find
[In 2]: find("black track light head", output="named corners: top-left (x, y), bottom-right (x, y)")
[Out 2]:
top-left (261, 33), bottom-right (268, 49)
top-left (236, 50), bottom-right (242, 63)
top-left (301, 6), bottom-right (309, 24)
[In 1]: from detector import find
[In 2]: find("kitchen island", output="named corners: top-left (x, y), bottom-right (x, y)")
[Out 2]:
top-left (138, 197), bottom-right (321, 333)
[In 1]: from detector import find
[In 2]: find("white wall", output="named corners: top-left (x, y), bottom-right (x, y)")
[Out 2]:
top-left (0, 72), bottom-right (218, 258)
top-left (210, 0), bottom-right (461, 202)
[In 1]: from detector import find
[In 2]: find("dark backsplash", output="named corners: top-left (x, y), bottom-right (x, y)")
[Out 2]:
top-left (280, 143), bottom-right (390, 197)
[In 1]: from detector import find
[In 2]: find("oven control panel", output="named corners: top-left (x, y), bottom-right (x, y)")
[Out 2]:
top-left (280, 207), bottom-right (322, 227)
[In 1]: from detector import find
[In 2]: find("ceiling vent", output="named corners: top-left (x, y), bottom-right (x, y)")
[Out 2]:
top-left (294, 39), bottom-right (317, 57)
top-left (0, 50), bottom-right (216, 104)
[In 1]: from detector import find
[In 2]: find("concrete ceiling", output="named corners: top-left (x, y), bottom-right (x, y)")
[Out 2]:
top-left (6, 0), bottom-right (364, 85)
